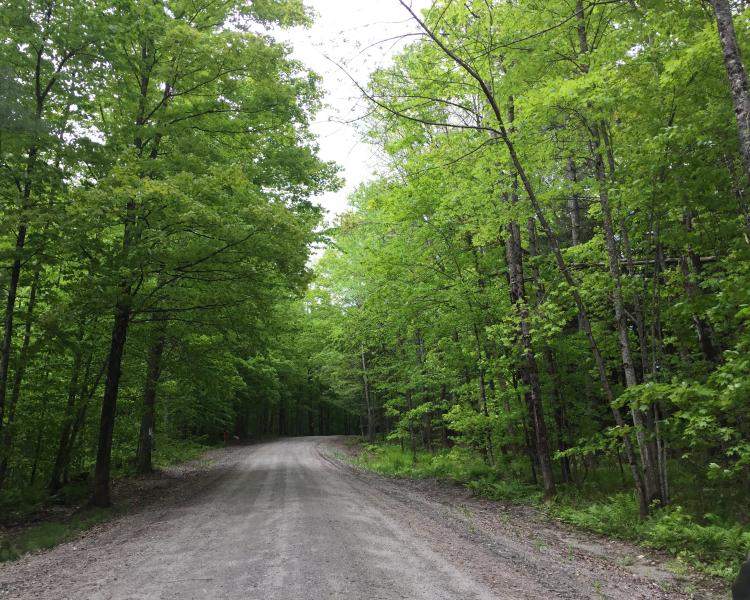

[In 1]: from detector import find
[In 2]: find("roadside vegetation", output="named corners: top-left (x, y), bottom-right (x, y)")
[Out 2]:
top-left (0, 434), bottom-right (216, 563)
top-left (354, 443), bottom-right (747, 580)
top-left (300, 0), bottom-right (750, 586)
top-left (0, 0), bottom-right (350, 520)
top-left (2, 0), bottom-right (750, 588)
top-left (0, 508), bottom-right (111, 563)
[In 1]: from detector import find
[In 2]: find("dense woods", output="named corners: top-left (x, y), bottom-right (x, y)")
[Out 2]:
top-left (305, 0), bottom-right (750, 578)
top-left (2, 0), bottom-right (750, 584)
top-left (0, 0), bottom-right (347, 511)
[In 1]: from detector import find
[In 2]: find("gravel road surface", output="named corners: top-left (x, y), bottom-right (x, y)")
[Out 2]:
top-left (0, 437), bottom-right (724, 599)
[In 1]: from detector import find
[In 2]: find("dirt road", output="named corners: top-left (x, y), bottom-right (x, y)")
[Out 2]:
top-left (0, 438), bottom-right (723, 599)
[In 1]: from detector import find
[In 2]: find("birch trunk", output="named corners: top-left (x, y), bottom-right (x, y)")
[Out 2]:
top-left (361, 346), bottom-right (374, 442)
top-left (712, 0), bottom-right (750, 184)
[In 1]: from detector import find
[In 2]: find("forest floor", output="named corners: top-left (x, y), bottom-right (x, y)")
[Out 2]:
top-left (0, 437), bottom-right (729, 600)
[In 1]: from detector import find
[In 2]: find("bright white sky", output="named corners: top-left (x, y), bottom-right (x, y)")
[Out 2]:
top-left (278, 0), bottom-right (431, 223)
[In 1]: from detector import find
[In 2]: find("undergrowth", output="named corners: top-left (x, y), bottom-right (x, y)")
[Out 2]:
top-left (151, 435), bottom-right (216, 470)
top-left (0, 508), bottom-right (111, 562)
top-left (0, 435), bottom-right (217, 563)
top-left (354, 441), bottom-right (749, 581)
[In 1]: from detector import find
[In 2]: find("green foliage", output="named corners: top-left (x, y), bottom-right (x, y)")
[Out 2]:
top-left (553, 492), bottom-right (645, 540)
top-left (1, 0), bottom-right (749, 585)
top-left (355, 444), bottom-right (487, 480)
top-left (466, 477), bottom-right (543, 505)
top-left (357, 443), bottom-right (748, 579)
top-left (0, 508), bottom-right (111, 563)
top-left (0, 0), bottom-right (350, 514)
top-left (554, 494), bottom-right (750, 580)
top-left (355, 444), bottom-right (432, 478)
top-left (151, 435), bottom-right (216, 470)
top-left (308, 0), bottom-right (750, 584)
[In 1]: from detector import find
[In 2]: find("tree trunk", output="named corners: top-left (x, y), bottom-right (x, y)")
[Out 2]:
top-left (62, 399), bottom-right (89, 485)
top-left (0, 225), bottom-right (28, 442)
top-left (361, 346), bottom-right (374, 442)
top-left (712, 0), bottom-right (750, 185)
top-left (620, 218), bottom-right (651, 378)
top-left (136, 319), bottom-right (167, 474)
top-left (0, 267), bottom-right (41, 489)
top-left (506, 218), bottom-right (555, 498)
top-left (0, 48), bottom-right (51, 444)
top-left (566, 157), bottom-right (582, 246)
top-left (528, 219), bottom-right (572, 483)
top-left (91, 36), bottom-right (160, 506)
top-left (527, 223), bottom-right (571, 483)
top-left (0, 108), bottom-right (41, 444)
top-left (470, 325), bottom-right (495, 465)
top-left (91, 299), bottom-right (132, 507)
top-left (591, 126), bottom-right (663, 508)
top-left (49, 348), bottom-right (90, 494)
top-left (681, 211), bottom-right (719, 362)
top-left (29, 423), bottom-right (44, 486)
top-left (501, 96), bottom-right (554, 497)
top-left (402, 0), bottom-right (648, 515)
top-left (621, 218), bottom-right (669, 504)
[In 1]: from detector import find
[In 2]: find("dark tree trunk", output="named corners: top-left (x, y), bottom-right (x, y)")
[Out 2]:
top-left (0, 106), bottom-right (42, 444)
top-left (566, 157), bottom-right (582, 246)
top-left (91, 299), bottom-right (132, 507)
top-left (0, 267), bottom-right (41, 489)
top-left (527, 219), bottom-right (572, 483)
top-left (0, 47), bottom-right (51, 445)
top-left (63, 400), bottom-right (89, 485)
top-left (361, 346), bottom-right (374, 442)
top-left (681, 211), bottom-right (719, 362)
top-left (401, 0), bottom-right (648, 516)
top-left (49, 348), bottom-right (88, 494)
top-left (592, 126), bottom-right (663, 508)
top-left (548, 352), bottom-right (572, 484)
top-left (501, 97), bottom-right (554, 497)
top-left (620, 218), bottom-right (669, 505)
top-left (29, 424), bottom-right (44, 486)
top-left (0, 225), bottom-right (28, 442)
top-left (136, 320), bottom-right (167, 474)
top-left (28, 367), bottom-right (51, 487)
top-left (477, 363), bottom-right (494, 463)
top-left (506, 217), bottom-right (555, 498)
top-left (91, 35), bottom-right (160, 506)
top-left (406, 390), bottom-right (417, 463)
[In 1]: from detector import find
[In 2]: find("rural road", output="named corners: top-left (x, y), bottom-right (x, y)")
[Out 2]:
top-left (0, 438), bottom-right (721, 599)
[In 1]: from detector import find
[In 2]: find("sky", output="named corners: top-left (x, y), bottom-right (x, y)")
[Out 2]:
top-left (277, 0), bottom-right (431, 223)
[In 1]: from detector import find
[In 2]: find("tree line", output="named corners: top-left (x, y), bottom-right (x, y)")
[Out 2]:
top-left (0, 0), bottom-right (351, 511)
top-left (308, 0), bottom-right (750, 538)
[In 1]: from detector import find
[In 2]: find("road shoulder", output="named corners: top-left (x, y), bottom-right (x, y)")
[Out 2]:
top-left (319, 437), bottom-right (728, 600)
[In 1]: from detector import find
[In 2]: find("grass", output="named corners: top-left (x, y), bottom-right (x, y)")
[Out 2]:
top-left (551, 493), bottom-right (750, 580)
top-left (354, 443), bottom-right (543, 503)
top-left (0, 508), bottom-right (111, 562)
top-left (151, 435), bottom-right (217, 470)
top-left (353, 441), bottom-right (749, 581)
top-left (0, 435), bottom-right (218, 564)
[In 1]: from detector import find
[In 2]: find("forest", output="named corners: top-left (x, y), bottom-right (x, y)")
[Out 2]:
top-left (306, 0), bottom-right (750, 579)
top-left (1, 0), bottom-right (749, 585)
top-left (0, 0), bottom-right (350, 513)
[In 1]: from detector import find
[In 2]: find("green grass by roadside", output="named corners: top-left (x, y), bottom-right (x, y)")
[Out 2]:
top-left (351, 441), bottom-right (749, 581)
top-left (0, 435), bottom-right (219, 563)
top-left (0, 508), bottom-right (112, 562)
